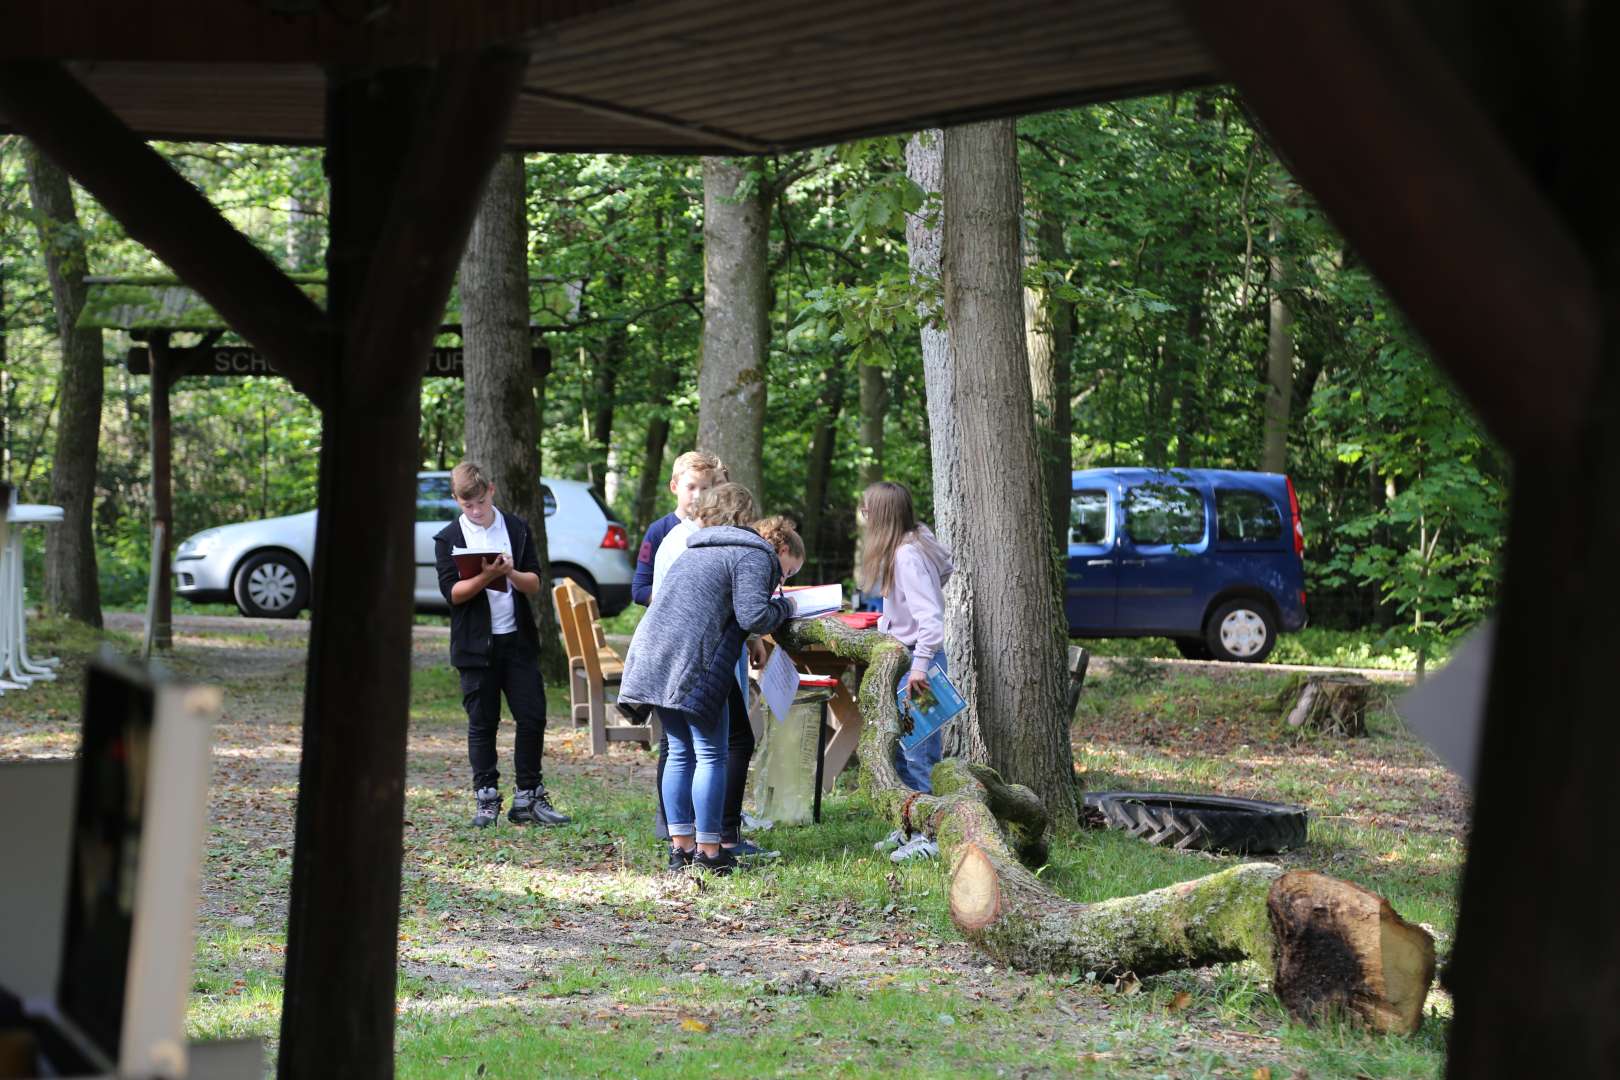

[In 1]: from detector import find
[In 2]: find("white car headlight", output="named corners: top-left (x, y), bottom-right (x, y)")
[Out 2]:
top-left (176, 530), bottom-right (221, 560)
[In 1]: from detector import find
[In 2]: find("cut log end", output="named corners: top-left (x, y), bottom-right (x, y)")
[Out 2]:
top-left (949, 842), bottom-right (1004, 930)
top-left (1268, 870), bottom-right (1436, 1034)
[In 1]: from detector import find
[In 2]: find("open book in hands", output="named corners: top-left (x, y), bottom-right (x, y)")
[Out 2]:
top-left (780, 583), bottom-right (842, 618)
top-left (451, 547), bottom-right (509, 592)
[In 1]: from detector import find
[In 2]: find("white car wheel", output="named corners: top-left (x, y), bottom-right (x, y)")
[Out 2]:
top-left (1205, 600), bottom-right (1276, 663)
top-left (234, 551), bottom-right (309, 618)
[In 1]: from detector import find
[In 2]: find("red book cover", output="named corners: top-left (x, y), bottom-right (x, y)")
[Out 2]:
top-left (451, 548), bottom-right (508, 592)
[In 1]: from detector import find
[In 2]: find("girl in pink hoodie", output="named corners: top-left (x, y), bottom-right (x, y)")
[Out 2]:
top-left (857, 482), bottom-right (956, 808)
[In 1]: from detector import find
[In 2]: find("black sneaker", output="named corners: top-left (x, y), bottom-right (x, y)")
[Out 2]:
top-left (472, 786), bottom-right (501, 828)
top-left (511, 784), bottom-right (571, 826)
top-left (691, 847), bottom-right (739, 876)
top-left (667, 845), bottom-right (695, 872)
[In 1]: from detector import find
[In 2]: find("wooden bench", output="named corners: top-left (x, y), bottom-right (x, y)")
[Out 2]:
top-left (550, 580), bottom-right (654, 754)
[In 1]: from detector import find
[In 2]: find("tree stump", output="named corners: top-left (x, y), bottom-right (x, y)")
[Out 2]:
top-left (778, 617), bottom-right (1435, 1033)
top-left (1281, 674), bottom-right (1372, 737)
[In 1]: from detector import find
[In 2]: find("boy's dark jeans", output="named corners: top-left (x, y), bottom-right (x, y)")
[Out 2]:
top-left (463, 632), bottom-right (548, 791)
top-left (654, 683), bottom-right (754, 843)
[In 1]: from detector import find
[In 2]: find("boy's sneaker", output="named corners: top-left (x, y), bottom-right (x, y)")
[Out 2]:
top-left (691, 847), bottom-right (740, 876)
top-left (667, 845), bottom-right (695, 872)
top-left (510, 785), bottom-right (571, 826)
top-left (873, 828), bottom-right (909, 853)
top-left (472, 787), bottom-right (502, 828)
top-left (890, 834), bottom-right (939, 863)
top-left (726, 839), bottom-right (779, 860)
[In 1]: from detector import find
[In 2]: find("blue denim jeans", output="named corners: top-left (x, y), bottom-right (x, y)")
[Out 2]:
top-left (894, 655), bottom-right (947, 794)
top-left (658, 706), bottom-right (730, 844)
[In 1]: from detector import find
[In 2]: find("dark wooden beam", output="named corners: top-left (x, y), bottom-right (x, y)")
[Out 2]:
top-left (1180, 0), bottom-right (1600, 459)
top-left (277, 50), bottom-right (528, 1080)
top-left (348, 50), bottom-right (533, 393)
top-left (146, 335), bottom-right (173, 652)
top-left (0, 61), bottom-right (331, 405)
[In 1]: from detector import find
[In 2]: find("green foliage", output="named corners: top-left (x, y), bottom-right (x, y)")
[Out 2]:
top-left (1, 95), bottom-right (1502, 636)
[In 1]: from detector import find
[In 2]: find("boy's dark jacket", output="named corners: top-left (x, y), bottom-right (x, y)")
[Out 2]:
top-left (434, 511), bottom-right (542, 668)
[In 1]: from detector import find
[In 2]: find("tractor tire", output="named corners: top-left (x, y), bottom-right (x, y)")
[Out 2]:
top-left (1083, 791), bottom-right (1308, 854)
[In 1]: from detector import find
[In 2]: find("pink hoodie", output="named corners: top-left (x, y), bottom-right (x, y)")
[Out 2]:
top-left (878, 525), bottom-right (955, 676)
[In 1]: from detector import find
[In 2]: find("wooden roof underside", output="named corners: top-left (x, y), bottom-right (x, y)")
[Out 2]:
top-left (0, 1), bottom-right (1213, 153)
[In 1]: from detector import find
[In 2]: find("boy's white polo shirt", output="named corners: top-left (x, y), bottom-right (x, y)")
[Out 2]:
top-left (459, 509), bottom-right (517, 635)
top-left (649, 517), bottom-right (699, 601)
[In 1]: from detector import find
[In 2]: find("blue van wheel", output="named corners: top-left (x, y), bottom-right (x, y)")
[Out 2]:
top-left (1205, 599), bottom-right (1277, 663)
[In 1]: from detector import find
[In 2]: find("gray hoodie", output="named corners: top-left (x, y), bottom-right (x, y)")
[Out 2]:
top-left (879, 525), bottom-right (955, 676)
top-left (619, 525), bottom-right (793, 722)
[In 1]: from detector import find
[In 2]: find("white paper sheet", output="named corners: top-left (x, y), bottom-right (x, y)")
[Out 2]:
top-left (1395, 617), bottom-right (1494, 788)
top-left (758, 643), bottom-right (802, 722)
top-left (784, 583), bottom-right (842, 618)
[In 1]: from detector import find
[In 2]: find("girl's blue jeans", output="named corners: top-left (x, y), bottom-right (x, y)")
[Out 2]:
top-left (658, 706), bottom-right (730, 844)
top-left (894, 655), bottom-right (946, 793)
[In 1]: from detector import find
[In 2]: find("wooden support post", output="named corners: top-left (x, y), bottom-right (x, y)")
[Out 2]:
top-left (147, 335), bottom-right (173, 652)
top-left (277, 51), bottom-right (527, 1080)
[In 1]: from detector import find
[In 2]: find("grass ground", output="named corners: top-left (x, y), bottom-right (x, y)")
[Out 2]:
top-left (1, 615), bottom-right (1464, 1078)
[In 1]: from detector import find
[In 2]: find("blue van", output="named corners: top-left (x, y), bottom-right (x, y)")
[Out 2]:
top-left (1066, 468), bottom-right (1307, 662)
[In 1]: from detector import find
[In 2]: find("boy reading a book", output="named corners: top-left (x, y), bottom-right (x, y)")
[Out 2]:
top-left (434, 462), bottom-right (571, 829)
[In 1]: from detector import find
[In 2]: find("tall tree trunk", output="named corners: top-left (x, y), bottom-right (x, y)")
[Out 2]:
top-left (858, 361), bottom-right (886, 487)
top-left (1023, 209), bottom-right (1073, 553)
top-left (588, 256), bottom-right (625, 500)
top-left (25, 142), bottom-right (102, 626)
top-left (1174, 282), bottom-right (1207, 469)
top-left (633, 219), bottom-right (675, 539)
top-left (1262, 170), bottom-right (1294, 475)
top-left (906, 129), bottom-right (984, 763)
top-left (459, 151), bottom-right (566, 681)
top-left (633, 362), bottom-right (675, 539)
top-left (697, 157), bottom-right (769, 497)
top-left (942, 120), bottom-right (1078, 821)
top-left (802, 362), bottom-right (847, 572)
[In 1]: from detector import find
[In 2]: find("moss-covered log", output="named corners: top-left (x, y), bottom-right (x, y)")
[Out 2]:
top-left (778, 617), bottom-right (1435, 1032)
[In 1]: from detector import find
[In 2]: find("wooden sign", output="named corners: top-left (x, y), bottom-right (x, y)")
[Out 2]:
top-left (125, 345), bottom-right (549, 380)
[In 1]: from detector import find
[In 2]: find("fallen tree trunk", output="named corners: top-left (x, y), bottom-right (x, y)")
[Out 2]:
top-left (778, 617), bottom-right (1435, 1033)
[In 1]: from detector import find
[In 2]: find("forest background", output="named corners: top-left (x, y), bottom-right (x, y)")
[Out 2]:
top-left (0, 90), bottom-right (1503, 661)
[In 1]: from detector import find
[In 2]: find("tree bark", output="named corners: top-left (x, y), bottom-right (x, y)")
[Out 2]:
top-left (460, 152), bottom-right (567, 681)
top-left (802, 362), bottom-right (847, 569)
top-left (633, 218), bottom-right (675, 539)
top-left (1023, 209), bottom-right (1073, 554)
top-left (778, 617), bottom-right (1434, 1033)
top-left (697, 157), bottom-right (769, 497)
top-left (588, 262), bottom-right (625, 500)
top-left (906, 129), bottom-right (984, 763)
top-left (25, 141), bottom-right (103, 626)
top-left (633, 361), bottom-right (675, 539)
top-left (858, 361), bottom-right (886, 487)
top-left (1262, 168), bottom-right (1294, 475)
top-left (942, 120), bottom-right (1077, 821)
top-left (1279, 674), bottom-right (1371, 738)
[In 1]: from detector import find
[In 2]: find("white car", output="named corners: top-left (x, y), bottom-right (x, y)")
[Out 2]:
top-left (173, 472), bottom-right (634, 618)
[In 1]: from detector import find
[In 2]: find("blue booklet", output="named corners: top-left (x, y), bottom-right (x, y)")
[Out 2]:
top-left (899, 664), bottom-right (966, 751)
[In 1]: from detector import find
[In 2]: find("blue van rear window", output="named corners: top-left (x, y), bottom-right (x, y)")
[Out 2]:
top-left (1125, 485), bottom-right (1204, 545)
top-left (1216, 490), bottom-right (1282, 542)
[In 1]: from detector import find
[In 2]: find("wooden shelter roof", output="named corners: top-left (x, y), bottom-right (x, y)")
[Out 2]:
top-left (0, 1), bottom-right (1214, 153)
